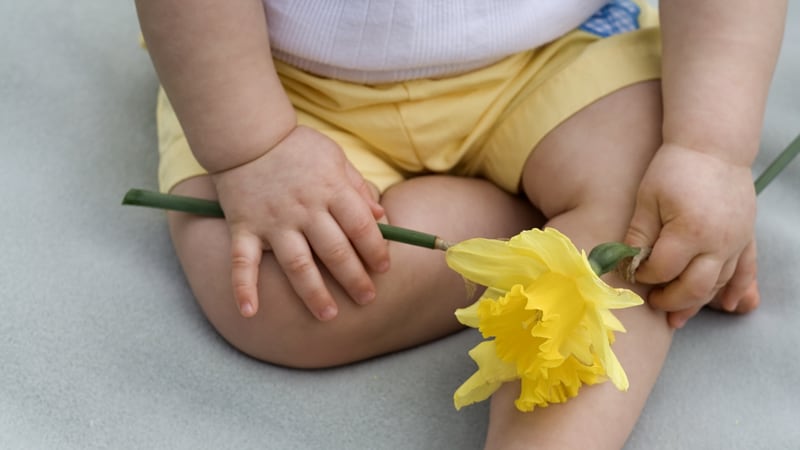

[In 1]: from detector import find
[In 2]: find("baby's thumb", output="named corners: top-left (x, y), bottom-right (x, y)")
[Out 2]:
top-left (623, 203), bottom-right (661, 284)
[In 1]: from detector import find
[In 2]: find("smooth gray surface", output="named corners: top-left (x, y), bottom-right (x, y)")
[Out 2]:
top-left (2, 2), bottom-right (798, 449)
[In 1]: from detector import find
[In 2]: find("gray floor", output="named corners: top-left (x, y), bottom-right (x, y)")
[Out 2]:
top-left (2, 2), bottom-right (798, 449)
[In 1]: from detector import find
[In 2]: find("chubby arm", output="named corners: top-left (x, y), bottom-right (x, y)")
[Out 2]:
top-left (135, 0), bottom-right (389, 320)
top-left (135, 0), bottom-right (296, 172)
top-left (626, 0), bottom-right (786, 327)
top-left (660, 0), bottom-right (786, 163)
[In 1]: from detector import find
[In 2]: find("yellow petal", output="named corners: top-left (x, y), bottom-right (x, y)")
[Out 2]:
top-left (598, 308), bottom-right (627, 334)
top-left (454, 375), bottom-right (503, 411)
top-left (454, 300), bottom-right (481, 328)
top-left (455, 287), bottom-right (517, 329)
top-left (446, 237), bottom-right (547, 291)
top-left (575, 275), bottom-right (644, 310)
top-left (557, 326), bottom-right (595, 366)
top-left (585, 307), bottom-right (629, 391)
top-left (479, 287), bottom-right (508, 303)
top-left (454, 341), bottom-right (517, 410)
top-left (508, 228), bottom-right (588, 277)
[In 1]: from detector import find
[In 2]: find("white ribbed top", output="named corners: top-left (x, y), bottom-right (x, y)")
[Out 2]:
top-left (263, 0), bottom-right (608, 83)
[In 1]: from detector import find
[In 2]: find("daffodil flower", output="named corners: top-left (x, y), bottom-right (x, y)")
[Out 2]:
top-left (445, 228), bottom-right (643, 412)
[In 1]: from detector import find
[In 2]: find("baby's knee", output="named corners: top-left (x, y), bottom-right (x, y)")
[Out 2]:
top-left (196, 275), bottom-right (369, 369)
top-left (206, 307), bottom-right (358, 369)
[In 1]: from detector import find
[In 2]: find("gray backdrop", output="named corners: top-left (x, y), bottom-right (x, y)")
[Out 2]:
top-left (2, 2), bottom-right (798, 449)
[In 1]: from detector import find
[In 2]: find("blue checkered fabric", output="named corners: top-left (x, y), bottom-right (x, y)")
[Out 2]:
top-left (579, 0), bottom-right (641, 37)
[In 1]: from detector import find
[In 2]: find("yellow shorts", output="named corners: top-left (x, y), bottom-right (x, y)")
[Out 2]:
top-left (157, 1), bottom-right (661, 195)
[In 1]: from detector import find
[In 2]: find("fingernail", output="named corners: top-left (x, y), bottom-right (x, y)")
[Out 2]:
top-left (240, 302), bottom-right (255, 317)
top-left (377, 260), bottom-right (390, 273)
top-left (319, 305), bottom-right (338, 321)
top-left (359, 290), bottom-right (376, 305)
top-left (722, 299), bottom-right (737, 312)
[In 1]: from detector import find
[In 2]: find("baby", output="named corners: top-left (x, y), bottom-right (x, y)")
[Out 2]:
top-left (136, 0), bottom-right (784, 447)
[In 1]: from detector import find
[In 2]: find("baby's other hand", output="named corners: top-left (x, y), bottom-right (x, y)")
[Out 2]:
top-left (212, 126), bottom-right (389, 321)
top-left (625, 143), bottom-right (757, 328)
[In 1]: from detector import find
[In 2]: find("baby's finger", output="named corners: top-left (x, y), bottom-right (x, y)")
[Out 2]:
top-left (669, 257), bottom-right (735, 328)
top-left (635, 232), bottom-right (698, 285)
top-left (648, 254), bottom-right (721, 312)
top-left (718, 241), bottom-right (758, 312)
top-left (330, 189), bottom-right (390, 274)
top-left (625, 194), bottom-right (660, 252)
top-left (731, 280), bottom-right (761, 314)
top-left (711, 257), bottom-right (738, 301)
top-left (305, 215), bottom-right (377, 306)
top-left (270, 231), bottom-right (338, 321)
top-left (667, 305), bottom-right (703, 329)
top-left (229, 230), bottom-right (264, 318)
top-left (345, 163), bottom-right (385, 220)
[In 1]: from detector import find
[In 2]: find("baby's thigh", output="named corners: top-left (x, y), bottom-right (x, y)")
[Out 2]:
top-left (522, 81), bottom-right (663, 220)
top-left (166, 174), bottom-right (542, 368)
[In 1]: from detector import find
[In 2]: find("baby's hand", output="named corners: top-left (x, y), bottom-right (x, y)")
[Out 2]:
top-left (625, 143), bottom-right (757, 328)
top-left (211, 126), bottom-right (390, 321)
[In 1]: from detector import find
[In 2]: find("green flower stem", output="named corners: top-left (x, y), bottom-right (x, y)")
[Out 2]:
top-left (124, 188), bottom-right (224, 217)
top-left (122, 189), bottom-right (450, 250)
top-left (755, 133), bottom-right (800, 195)
top-left (587, 242), bottom-right (641, 276)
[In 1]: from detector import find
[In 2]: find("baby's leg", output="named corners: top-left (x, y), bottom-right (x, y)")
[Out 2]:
top-left (167, 174), bottom-right (542, 368)
top-left (485, 81), bottom-right (672, 449)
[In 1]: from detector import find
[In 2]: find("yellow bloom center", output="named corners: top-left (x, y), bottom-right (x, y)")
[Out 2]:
top-left (476, 278), bottom-right (604, 407)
